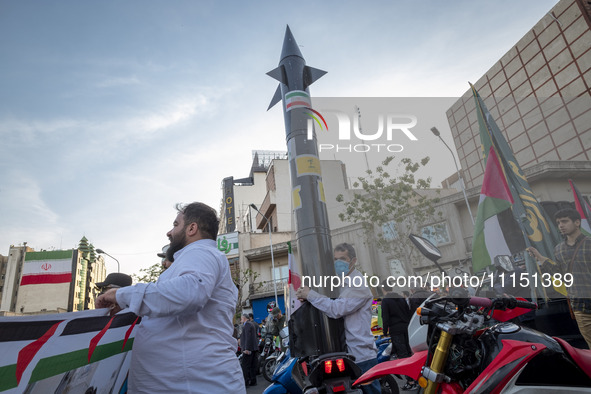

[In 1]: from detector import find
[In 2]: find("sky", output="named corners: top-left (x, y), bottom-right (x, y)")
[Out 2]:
top-left (0, 0), bottom-right (560, 276)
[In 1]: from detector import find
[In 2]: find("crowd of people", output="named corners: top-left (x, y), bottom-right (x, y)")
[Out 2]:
top-left (94, 203), bottom-right (591, 393)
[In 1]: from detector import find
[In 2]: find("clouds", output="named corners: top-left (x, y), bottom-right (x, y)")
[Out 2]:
top-left (0, 0), bottom-right (561, 275)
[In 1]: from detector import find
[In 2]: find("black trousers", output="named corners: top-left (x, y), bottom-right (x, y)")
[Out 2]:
top-left (242, 351), bottom-right (257, 384)
top-left (389, 328), bottom-right (412, 359)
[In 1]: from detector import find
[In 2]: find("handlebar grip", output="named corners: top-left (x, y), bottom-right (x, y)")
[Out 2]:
top-left (469, 297), bottom-right (492, 308)
top-left (515, 299), bottom-right (538, 310)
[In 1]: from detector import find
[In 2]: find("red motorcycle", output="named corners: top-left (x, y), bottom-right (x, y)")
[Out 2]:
top-left (354, 290), bottom-right (591, 393)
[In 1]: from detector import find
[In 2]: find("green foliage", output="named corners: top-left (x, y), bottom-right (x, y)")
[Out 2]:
top-left (132, 263), bottom-right (164, 283)
top-left (336, 156), bottom-right (442, 276)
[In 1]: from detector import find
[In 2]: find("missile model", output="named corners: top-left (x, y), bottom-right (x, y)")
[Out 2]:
top-left (268, 25), bottom-right (344, 357)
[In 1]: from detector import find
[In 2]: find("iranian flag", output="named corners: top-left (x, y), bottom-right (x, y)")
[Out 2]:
top-left (285, 90), bottom-right (311, 111)
top-left (472, 146), bottom-right (525, 272)
top-left (20, 251), bottom-right (73, 286)
top-left (569, 179), bottom-right (591, 237)
top-left (287, 241), bottom-right (302, 319)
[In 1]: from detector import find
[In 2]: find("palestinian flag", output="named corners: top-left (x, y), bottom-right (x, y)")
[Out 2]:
top-left (472, 146), bottom-right (526, 272)
top-left (0, 309), bottom-right (139, 392)
top-left (569, 179), bottom-right (591, 237)
top-left (20, 250), bottom-right (73, 286)
top-left (285, 90), bottom-right (311, 111)
top-left (470, 84), bottom-right (559, 290)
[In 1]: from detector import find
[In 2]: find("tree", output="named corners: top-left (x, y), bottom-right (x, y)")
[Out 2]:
top-left (336, 156), bottom-right (442, 278)
top-left (233, 267), bottom-right (264, 320)
top-left (132, 263), bottom-right (164, 283)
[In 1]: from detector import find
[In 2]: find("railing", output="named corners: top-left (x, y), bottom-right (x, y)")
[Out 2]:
top-left (250, 278), bottom-right (288, 296)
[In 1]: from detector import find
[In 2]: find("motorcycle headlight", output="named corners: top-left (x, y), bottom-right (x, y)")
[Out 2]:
top-left (282, 337), bottom-right (289, 348)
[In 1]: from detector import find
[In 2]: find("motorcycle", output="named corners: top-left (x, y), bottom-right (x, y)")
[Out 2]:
top-left (259, 333), bottom-right (281, 377)
top-left (355, 289), bottom-right (591, 392)
top-left (262, 327), bottom-right (289, 382)
top-left (264, 327), bottom-right (303, 394)
top-left (264, 329), bottom-right (399, 393)
top-left (374, 336), bottom-right (399, 394)
top-left (354, 234), bottom-right (591, 393)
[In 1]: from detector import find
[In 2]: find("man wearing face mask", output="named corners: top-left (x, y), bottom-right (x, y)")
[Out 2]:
top-left (296, 243), bottom-right (380, 394)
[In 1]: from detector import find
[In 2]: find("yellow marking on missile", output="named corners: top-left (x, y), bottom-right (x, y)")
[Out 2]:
top-left (292, 185), bottom-right (302, 210)
top-left (318, 181), bottom-right (326, 203)
top-left (296, 155), bottom-right (322, 177)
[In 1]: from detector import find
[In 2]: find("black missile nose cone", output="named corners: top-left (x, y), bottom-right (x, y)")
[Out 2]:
top-left (281, 25), bottom-right (304, 61)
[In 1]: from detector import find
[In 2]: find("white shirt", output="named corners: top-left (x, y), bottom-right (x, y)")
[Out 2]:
top-left (307, 269), bottom-right (377, 363)
top-left (116, 239), bottom-right (245, 393)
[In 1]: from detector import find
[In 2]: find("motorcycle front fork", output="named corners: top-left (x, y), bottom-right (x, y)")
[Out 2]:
top-left (422, 330), bottom-right (453, 394)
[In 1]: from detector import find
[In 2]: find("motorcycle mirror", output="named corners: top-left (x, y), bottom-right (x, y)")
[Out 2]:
top-left (409, 234), bottom-right (442, 261)
top-left (409, 234), bottom-right (445, 273)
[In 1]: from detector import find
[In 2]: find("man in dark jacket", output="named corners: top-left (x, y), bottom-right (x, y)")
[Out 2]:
top-left (382, 289), bottom-right (417, 391)
top-left (381, 290), bottom-right (412, 358)
top-left (240, 313), bottom-right (258, 386)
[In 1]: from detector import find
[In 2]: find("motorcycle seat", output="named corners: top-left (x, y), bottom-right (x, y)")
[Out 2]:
top-left (554, 336), bottom-right (591, 379)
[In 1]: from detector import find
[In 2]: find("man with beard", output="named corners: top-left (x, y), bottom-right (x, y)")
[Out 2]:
top-left (96, 202), bottom-right (244, 393)
top-left (528, 208), bottom-right (591, 349)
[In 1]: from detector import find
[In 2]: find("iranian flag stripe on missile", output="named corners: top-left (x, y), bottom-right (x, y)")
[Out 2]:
top-left (20, 250), bottom-right (73, 286)
top-left (285, 90), bottom-right (310, 111)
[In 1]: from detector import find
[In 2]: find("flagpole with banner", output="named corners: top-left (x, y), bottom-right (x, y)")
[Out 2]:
top-left (569, 179), bottom-right (591, 237)
top-left (471, 145), bottom-right (526, 273)
top-left (286, 241), bottom-right (302, 320)
top-left (470, 83), bottom-right (562, 298)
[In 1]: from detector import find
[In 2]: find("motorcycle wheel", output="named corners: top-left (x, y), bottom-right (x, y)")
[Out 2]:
top-left (380, 374), bottom-right (400, 394)
top-left (262, 357), bottom-right (278, 382)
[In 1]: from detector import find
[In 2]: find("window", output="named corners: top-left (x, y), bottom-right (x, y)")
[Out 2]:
top-left (421, 222), bottom-right (451, 246)
top-left (272, 266), bottom-right (289, 281)
top-left (382, 220), bottom-right (398, 241)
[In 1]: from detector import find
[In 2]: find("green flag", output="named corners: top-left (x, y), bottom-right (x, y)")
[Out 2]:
top-left (471, 84), bottom-right (561, 296)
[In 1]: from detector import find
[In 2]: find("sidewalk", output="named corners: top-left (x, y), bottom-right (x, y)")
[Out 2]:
top-left (246, 382), bottom-right (266, 394)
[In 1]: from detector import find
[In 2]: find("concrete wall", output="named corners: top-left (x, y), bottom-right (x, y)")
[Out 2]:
top-left (230, 171), bottom-right (268, 233)
top-left (0, 246), bottom-right (29, 312)
top-left (16, 282), bottom-right (71, 313)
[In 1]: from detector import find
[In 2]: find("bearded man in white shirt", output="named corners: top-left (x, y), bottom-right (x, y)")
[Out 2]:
top-left (96, 202), bottom-right (244, 393)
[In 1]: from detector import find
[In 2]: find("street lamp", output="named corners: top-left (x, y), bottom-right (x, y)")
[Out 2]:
top-left (96, 249), bottom-right (120, 273)
top-left (431, 127), bottom-right (475, 225)
top-left (250, 203), bottom-right (278, 306)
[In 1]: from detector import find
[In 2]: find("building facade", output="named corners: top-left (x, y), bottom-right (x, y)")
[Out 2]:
top-left (0, 237), bottom-right (106, 315)
top-left (447, 0), bottom-right (590, 192)
top-left (435, 0), bottom-right (591, 273)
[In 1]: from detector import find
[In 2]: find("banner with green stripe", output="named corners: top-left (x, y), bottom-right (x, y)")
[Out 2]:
top-left (0, 309), bottom-right (138, 393)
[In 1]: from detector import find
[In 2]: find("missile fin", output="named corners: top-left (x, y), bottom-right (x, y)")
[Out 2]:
top-left (303, 66), bottom-right (327, 90)
top-left (268, 84), bottom-right (282, 111)
top-left (267, 65), bottom-right (287, 84)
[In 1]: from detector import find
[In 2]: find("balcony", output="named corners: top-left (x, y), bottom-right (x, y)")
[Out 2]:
top-left (255, 191), bottom-right (276, 230)
top-left (249, 278), bottom-right (287, 300)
